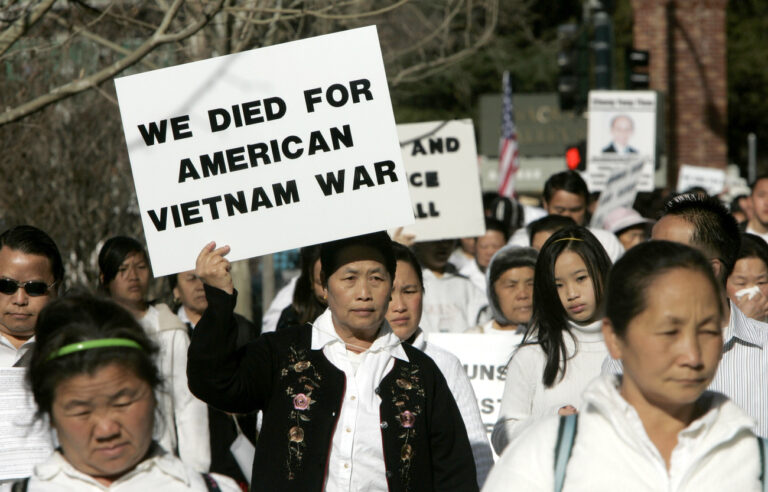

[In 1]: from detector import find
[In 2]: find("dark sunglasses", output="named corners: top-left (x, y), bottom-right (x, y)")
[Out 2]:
top-left (0, 278), bottom-right (56, 297)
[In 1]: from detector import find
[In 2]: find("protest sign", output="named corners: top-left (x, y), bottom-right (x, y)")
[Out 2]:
top-left (427, 332), bottom-right (522, 448)
top-left (115, 26), bottom-right (413, 276)
top-left (0, 369), bottom-right (54, 480)
top-left (590, 160), bottom-right (645, 229)
top-left (677, 165), bottom-right (726, 196)
top-left (586, 90), bottom-right (656, 192)
top-left (395, 120), bottom-right (485, 242)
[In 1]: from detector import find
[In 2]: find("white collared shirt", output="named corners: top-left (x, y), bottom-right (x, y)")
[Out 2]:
top-left (0, 334), bottom-right (34, 367)
top-left (176, 306), bottom-right (193, 328)
top-left (0, 448), bottom-right (240, 491)
top-left (311, 309), bottom-right (407, 492)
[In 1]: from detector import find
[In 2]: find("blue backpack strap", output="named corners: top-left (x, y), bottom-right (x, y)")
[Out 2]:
top-left (554, 414), bottom-right (578, 492)
top-left (759, 436), bottom-right (768, 492)
top-left (201, 472), bottom-right (221, 492)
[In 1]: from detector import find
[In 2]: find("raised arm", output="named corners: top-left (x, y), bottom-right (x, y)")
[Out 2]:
top-left (187, 242), bottom-right (273, 414)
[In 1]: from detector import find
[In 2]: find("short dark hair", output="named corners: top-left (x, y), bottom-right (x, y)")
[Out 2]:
top-left (735, 233), bottom-right (768, 272)
top-left (98, 236), bottom-right (149, 292)
top-left (28, 293), bottom-right (161, 420)
top-left (391, 242), bottom-right (424, 291)
top-left (482, 217), bottom-right (510, 242)
top-left (543, 170), bottom-right (589, 204)
top-left (527, 215), bottom-right (577, 245)
top-left (526, 226), bottom-right (612, 387)
top-left (320, 232), bottom-right (396, 286)
top-left (606, 240), bottom-right (721, 338)
top-left (662, 193), bottom-right (740, 280)
top-left (0, 225), bottom-right (64, 285)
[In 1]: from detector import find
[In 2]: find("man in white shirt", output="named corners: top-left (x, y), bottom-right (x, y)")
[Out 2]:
top-left (633, 193), bottom-right (768, 436)
top-left (412, 239), bottom-right (488, 333)
top-left (506, 170), bottom-right (625, 262)
top-left (0, 226), bottom-right (62, 367)
top-left (746, 175), bottom-right (768, 244)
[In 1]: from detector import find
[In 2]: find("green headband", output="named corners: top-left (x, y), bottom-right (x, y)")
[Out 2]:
top-left (552, 237), bottom-right (584, 245)
top-left (47, 338), bottom-right (143, 362)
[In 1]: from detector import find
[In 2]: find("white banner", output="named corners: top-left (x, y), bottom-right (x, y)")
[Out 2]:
top-left (586, 90), bottom-right (657, 192)
top-left (395, 120), bottom-right (485, 241)
top-left (427, 333), bottom-right (522, 446)
top-left (677, 165), bottom-right (726, 196)
top-left (115, 26), bottom-right (413, 276)
top-left (590, 160), bottom-right (645, 229)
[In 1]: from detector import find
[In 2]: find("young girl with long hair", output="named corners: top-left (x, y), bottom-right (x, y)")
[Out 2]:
top-left (491, 226), bottom-right (612, 454)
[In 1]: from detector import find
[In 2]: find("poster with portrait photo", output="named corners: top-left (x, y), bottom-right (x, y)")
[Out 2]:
top-left (585, 90), bottom-right (657, 192)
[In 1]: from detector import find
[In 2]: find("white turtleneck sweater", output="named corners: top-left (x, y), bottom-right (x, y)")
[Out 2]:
top-left (491, 319), bottom-right (607, 455)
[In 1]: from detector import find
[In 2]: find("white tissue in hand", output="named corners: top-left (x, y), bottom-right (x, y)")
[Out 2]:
top-left (735, 285), bottom-right (761, 300)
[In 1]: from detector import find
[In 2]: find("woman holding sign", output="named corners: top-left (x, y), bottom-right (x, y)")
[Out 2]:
top-left (187, 232), bottom-right (478, 492)
top-left (484, 241), bottom-right (765, 491)
top-left (98, 236), bottom-right (210, 473)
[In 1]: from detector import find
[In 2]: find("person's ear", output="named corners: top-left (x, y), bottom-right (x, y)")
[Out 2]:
top-left (172, 286), bottom-right (181, 303)
top-left (710, 258), bottom-right (724, 283)
top-left (99, 272), bottom-right (105, 286)
top-left (602, 317), bottom-right (623, 360)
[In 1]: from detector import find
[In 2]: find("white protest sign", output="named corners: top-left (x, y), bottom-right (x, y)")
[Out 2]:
top-left (395, 120), bottom-right (485, 241)
top-left (0, 368), bottom-right (54, 480)
top-left (115, 26), bottom-right (413, 276)
top-left (586, 90), bottom-right (656, 192)
top-left (677, 165), bottom-right (726, 196)
top-left (590, 160), bottom-right (645, 229)
top-left (427, 333), bottom-right (522, 448)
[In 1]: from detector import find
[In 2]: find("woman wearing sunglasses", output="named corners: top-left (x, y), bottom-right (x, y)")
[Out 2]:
top-left (97, 236), bottom-right (210, 473)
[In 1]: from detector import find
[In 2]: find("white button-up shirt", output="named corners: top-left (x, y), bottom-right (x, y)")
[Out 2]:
top-left (311, 309), bottom-right (408, 492)
top-left (0, 334), bottom-right (34, 367)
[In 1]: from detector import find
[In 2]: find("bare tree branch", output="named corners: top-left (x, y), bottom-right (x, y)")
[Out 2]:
top-left (0, 0), bottom-right (225, 126)
top-left (0, 0), bottom-right (57, 57)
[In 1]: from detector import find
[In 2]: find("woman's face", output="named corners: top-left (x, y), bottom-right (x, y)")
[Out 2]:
top-left (51, 363), bottom-right (155, 486)
top-left (107, 252), bottom-right (149, 307)
top-left (386, 260), bottom-right (423, 340)
top-left (605, 268), bottom-right (723, 415)
top-left (324, 245), bottom-right (392, 337)
top-left (726, 256), bottom-right (768, 300)
top-left (494, 266), bottom-right (534, 325)
top-left (173, 270), bottom-right (207, 315)
top-left (554, 250), bottom-right (597, 324)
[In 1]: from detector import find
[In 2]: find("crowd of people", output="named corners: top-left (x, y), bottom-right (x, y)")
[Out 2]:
top-left (2, 169), bottom-right (768, 490)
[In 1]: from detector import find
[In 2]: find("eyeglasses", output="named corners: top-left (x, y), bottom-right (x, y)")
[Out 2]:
top-left (0, 278), bottom-right (56, 297)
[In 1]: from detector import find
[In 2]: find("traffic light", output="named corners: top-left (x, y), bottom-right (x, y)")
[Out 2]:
top-left (626, 48), bottom-right (650, 89)
top-left (557, 24), bottom-right (588, 112)
top-left (565, 141), bottom-right (587, 171)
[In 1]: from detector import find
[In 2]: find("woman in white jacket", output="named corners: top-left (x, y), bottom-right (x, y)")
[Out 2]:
top-left (98, 236), bottom-right (210, 472)
top-left (492, 226), bottom-right (612, 454)
top-left (483, 240), bottom-right (765, 491)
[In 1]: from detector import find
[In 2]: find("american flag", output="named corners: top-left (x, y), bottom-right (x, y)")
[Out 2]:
top-left (498, 71), bottom-right (520, 198)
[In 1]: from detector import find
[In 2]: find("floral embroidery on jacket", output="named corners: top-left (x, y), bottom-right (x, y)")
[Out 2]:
top-left (282, 346), bottom-right (322, 480)
top-left (389, 363), bottom-right (424, 491)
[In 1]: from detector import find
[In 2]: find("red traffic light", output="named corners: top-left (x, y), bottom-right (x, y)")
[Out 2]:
top-left (566, 146), bottom-right (582, 170)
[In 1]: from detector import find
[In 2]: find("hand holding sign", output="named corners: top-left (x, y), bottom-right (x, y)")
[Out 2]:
top-left (196, 242), bottom-right (233, 294)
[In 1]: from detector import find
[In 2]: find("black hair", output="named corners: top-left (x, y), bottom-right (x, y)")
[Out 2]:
top-left (606, 240), bottom-right (721, 338)
top-left (734, 233), bottom-right (768, 273)
top-left (27, 293), bottom-right (161, 420)
top-left (481, 216), bottom-right (510, 243)
top-left (682, 186), bottom-right (709, 198)
top-left (482, 191), bottom-right (501, 213)
top-left (319, 232), bottom-right (396, 286)
top-left (291, 245), bottom-right (327, 326)
top-left (525, 226), bottom-right (612, 387)
top-left (391, 242), bottom-right (424, 291)
top-left (488, 196), bottom-right (525, 234)
top-left (0, 225), bottom-right (64, 285)
top-left (730, 194), bottom-right (748, 216)
top-left (98, 236), bottom-right (149, 293)
top-left (542, 170), bottom-right (589, 204)
top-left (527, 215), bottom-right (577, 245)
top-left (662, 193), bottom-right (740, 281)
